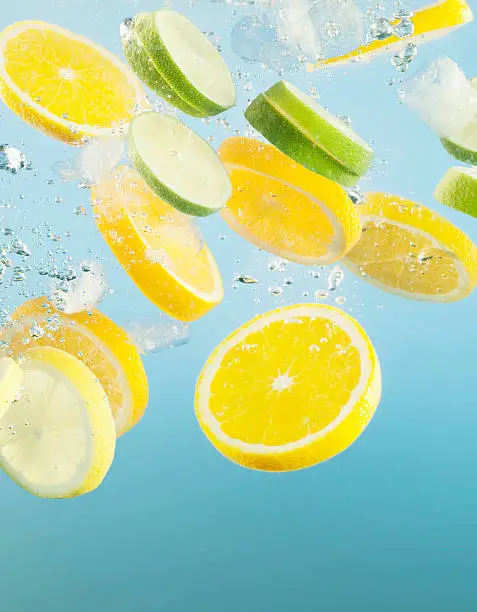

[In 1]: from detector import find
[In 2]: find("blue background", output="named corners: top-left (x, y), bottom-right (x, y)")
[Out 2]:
top-left (1, 0), bottom-right (477, 610)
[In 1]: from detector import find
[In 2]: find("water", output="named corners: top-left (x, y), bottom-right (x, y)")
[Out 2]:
top-left (1, 0), bottom-right (477, 610)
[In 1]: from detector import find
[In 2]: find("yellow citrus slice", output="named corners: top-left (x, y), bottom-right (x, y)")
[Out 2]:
top-left (0, 357), bottom-right (23, 419)
top-left (0, 347), bottom-right (116, 498)
top-left (1, 298), bottom-right (148, 437)
top-left (91, 165), bottom-right (224, 322)
top-left (343, 192), bottom-right (477, 301)
top-left (0, 21), bottom-right (149, 144)
top-left (308, 0), bottom-right (473, 71)
top-left (218, 137), bottom-right (362, 265)
top-left (195, 304), bottom-right (381, 471)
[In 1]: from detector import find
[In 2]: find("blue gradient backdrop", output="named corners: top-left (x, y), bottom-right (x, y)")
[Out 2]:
top-left (1, 0), bottom-right (477, 610)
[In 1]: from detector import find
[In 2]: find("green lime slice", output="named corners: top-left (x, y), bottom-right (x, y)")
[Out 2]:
top-left (122, 11), bottom-right (236, 117)
top-left (128, 112), bottom-right (232, 217)
top-left (434, 166), bottom-right (477, 218)
top-left (121, 16), bottom-right (201, 117)
top-left (441, 77), bottom-right (477, 165)
top-left (244, 80), bottom-right (373, 187)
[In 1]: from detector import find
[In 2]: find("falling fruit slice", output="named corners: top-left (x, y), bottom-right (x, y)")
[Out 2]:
top-left (434, 166), bottom-right (477, 218)
top-left (128, 111), bottom-right (232, 216)
top-left (0, 20), bottom-right (149, 143)
top-left (92, 165), bottom-right (224, 321)
top-left (0, 347), bottom-right (116, 498)
top-left (308, 0), bottom-right (473, 71)
top-left (122, 10), bottom-right (236, 117)
top-left (195, 304), bottom-right (381, 471)
top-left (245, 81), bottom-right (372, 186)
top-left (2, 298), bottom-right (149, 437)
top-left (0, 357), bottom-right (23, 419)
top-left (344, 192), bottom-right (477, 301)
top-left (218, 137), bottom-right (362, 265)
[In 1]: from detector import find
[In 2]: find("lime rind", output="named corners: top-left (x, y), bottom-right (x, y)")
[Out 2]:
top-left (245, 92), bottom-right (361, 187)
top-left (434, 166), bottom-right (477, 217)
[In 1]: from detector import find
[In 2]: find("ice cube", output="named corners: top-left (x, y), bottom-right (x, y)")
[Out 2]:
top-left (52, 261), bottom-right (108, 314)
top-left (231, 13), bottom-right (297, 72)
top-left (0, 145), bottom-right (26, 173)
top-left (77, 136), bottom-right (125, 184)
top-left (125, 314), bottom-right (189, 355)
top-left (277, 0), bottom-right (365, 61)
top-left (400, 57), bottom-right (477, 138)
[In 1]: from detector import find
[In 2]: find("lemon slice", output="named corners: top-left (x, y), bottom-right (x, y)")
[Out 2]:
top-left (195, 304), bottom-right (381, 471)
top-left (0, 347), bottom-right (116, 498)
top-left (344, 192), bottom-right (477, 301)
top-left (91, 165), bottom-right (224, 321)
top-left (2, 298), bottom-right (148, 437)
top-left (308, 0), bottom-right (473, 71)
top-left (0, 20), bottom-right (149, 144)
top-left (218, 137), bottom-right (362, 265)
top-left (0, 357), bottom-right (23, 419)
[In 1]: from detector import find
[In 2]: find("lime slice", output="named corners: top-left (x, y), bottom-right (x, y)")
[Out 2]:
top-left (0, 357), bottom-right (23, 419)
top-left (122, 10), bottom-right (236, 117)
top-left (441, 77), bottom-right (477, 164)
top-left (128, 111), bottom-right (232, 216)
top-left (434, 166), bottom-right (477, 217)
top-left (244, 80), bottom-right (373, 186)
top-left (0, 347), bottom-right (116, 498)
top-left (121, 17), bottom-right (200, 117)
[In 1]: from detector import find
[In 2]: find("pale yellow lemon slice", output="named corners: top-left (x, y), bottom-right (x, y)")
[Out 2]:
top-left (0, 357), bottom-right (23, 419)
top-left (0, 21), bottom-right (149, 143)
top-left (91, 165), bottom-right (223, 322)
top-left (344, 192), bottom-right (477, 301)
top-left (195, 304), bottom-right (381, 471)
top-left (1, 298), bottom-right (148, 437)
top-left (218, 137), bottom-right (362, 265)
top-left (0, 347), bottom-right (116, 498)
top-left (308, 0), bottom-right (473, 71)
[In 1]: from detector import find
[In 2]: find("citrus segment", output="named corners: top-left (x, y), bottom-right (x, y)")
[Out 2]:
top-left (344, 192), bottom-right (477, 301)
top-left (0, 21), bottom-right (149, 143)
top-left (308, 0), bottom-right (474, 71)
top-left (1, 298), bottom-right (148, 437)
top-left (195, 304), bottom-right (381, 471)
top-left (92, 165), bottom-right (223, 321)
top-left (218, 138), bottom-right (362, 265)
top-left (0, 347), bottom-right (116, 498)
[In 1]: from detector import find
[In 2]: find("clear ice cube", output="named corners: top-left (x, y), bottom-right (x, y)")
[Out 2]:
top-left (0, 145), bottom-right (26, 174)
top-left (231, 13), bottom-right (297, 71)
top-left (125, 314), bottom-right (189, 355)
top-left (77, 136), bottom-right (125, 184)
top-left (277, 0), bottom-right (365, 61)
top-left (400, 57), bottom-right (477, 138)
top-left (52, 261), bottom-right (108, 314)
